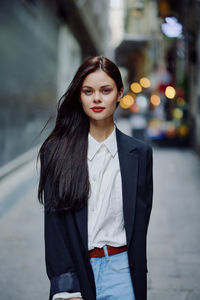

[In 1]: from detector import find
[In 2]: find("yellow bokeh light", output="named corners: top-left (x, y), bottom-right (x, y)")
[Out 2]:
top-left (150, 94), bottom-right (160, 106)
top-left (173, 108), bottom-right (183, 119)
top-left (127, 91), bottom-right (136, 100)
top-left (122, 94), bottom-right (134, 106)
top-left (120, 101), bottom-right (129, 109)
top-left (130, 82), bottom-right (142, 93)
top-left (177, 125), bottom-right (189, 137)
top-left (140, 77), bottom-right (151, 88)
top-left (165, 86), bottom-right (176, 99)
top-left (120, 94), bottom-right (135, 109)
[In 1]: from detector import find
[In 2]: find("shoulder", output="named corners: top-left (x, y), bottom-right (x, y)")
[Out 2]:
top-left (116, 127), bottom-right (152, 153)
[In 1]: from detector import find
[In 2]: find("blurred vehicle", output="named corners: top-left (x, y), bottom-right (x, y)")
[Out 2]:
top-left (146, 118), bottom-right (189, 147)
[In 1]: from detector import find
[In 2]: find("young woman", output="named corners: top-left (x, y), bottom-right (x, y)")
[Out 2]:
top-left (38, 56), bottom-right (153, 300)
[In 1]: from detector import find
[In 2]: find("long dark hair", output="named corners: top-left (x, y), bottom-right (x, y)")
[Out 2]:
top-left (38, 56), bottom-right (123, 212)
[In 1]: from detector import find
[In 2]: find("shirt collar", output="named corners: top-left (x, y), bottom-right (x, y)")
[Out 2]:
top-left (88, 126), bottom-right (117, 161)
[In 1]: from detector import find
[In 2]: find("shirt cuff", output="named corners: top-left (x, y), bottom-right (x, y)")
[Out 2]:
top-left (52, 291), bottom-right (82, 299)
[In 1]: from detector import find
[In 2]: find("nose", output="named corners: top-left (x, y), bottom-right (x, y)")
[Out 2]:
top-left (93, 91), bottom-right (102, 103)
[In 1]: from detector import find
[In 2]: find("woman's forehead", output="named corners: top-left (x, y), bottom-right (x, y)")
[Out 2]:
top-left (82, 70), bottom-right (115, 87)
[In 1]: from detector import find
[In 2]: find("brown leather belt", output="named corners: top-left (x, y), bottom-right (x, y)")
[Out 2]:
top-left (89, 245), bottom-right (127, 258)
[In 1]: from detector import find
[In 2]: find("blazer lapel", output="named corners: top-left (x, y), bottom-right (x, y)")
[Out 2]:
top-left (116, 128), bottom-right (138, 248)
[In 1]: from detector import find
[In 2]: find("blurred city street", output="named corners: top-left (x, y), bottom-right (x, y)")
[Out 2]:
top-left (1, 0), bottom-right (200, 299)
top-left (0, 120), bottom-right (200, 300)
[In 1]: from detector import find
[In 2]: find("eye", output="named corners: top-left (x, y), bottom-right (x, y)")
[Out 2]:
top-left (102, 88), bottom-right (111, 94)
top-left (83, 89), bottom-right (92, 95)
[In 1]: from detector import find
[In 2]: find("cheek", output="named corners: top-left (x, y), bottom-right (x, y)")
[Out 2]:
top-left (107, 98), bottom-right (118, 109)
top-left (80, 96), bottom-right (89, 107)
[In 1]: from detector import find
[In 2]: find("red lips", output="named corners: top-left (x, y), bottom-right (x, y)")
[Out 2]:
top-left (91, 106), bottom-right (105, 112)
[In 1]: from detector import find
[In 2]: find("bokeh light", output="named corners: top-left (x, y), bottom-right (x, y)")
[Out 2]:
top-left (165, 86), bottom-right (176, 99)
top-left (120, 102), bottom-right (129, 109)
top-left (177, 125), bottom-right (189, 137)
top-left (150, 94), bottom-right (161, 106)
top-left (173, 108), bottom-right (183, 119)
top-left (127, 91), bottom-right (137, 100)
top-left (122, 94), bottom-right (134, 106)
top-left (129, 102), bottom-right (139, 113)
top-left (130, 82), bottom-right (142, 93)
top-left (120, 100), bottom-right (130, 109)
top-left (165, 122), bottom-right (176, 138)
top-left (177, 97), bottom-right (185, 107)
top-left (161, 17), bottom-right (182, 38)
top-left (120, 94), bottom-right (134, 109)
top-left (136, 94), bottom-right (149, 112)
top-left (140, 77), bottom-right (151, 88)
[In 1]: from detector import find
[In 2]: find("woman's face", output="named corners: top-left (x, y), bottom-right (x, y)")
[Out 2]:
top-left (80, 70), bottom-right (123, 123)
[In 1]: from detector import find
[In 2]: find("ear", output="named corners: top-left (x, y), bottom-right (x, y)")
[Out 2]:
top-left (117, 88), bottom-right (124, 102)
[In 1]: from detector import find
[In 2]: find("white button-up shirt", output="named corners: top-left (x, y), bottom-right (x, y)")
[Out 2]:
top-left (53, 126), bottom-right (126, 300)
top-left (88, 126), bottom-right (126, 250)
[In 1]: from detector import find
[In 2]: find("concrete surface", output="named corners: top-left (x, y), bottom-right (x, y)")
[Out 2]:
top-left (147, 147), bottom-right (200, 300)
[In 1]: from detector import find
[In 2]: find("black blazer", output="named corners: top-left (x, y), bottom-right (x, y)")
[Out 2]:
top-left (44, 127), bottom-right (153, 300)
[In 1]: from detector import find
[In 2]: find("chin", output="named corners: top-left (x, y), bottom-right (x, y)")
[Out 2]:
top-left (90, 114), bottom-right (114, 123)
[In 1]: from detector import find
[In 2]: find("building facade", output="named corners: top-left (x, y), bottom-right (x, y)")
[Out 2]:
top-left (0, 0), bottom-right (110, 169)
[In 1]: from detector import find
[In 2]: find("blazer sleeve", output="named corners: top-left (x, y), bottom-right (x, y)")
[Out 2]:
top-left (44, 211), bottom-right (81, 298)
top-left (145, 146), bottom-right (153, 232)
top-left (41, 150), bottom-right (81, 299)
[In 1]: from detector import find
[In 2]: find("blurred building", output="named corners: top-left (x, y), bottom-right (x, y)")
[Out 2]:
top-left (0, 0), bottom-right (110, 170)
top-left (115, 0), bottom-right (200, 155)
top-left (180, 0), bottom-right (200, 155)
top-left (116, 0), bottom-right (161, 82)
top-left (114, 0), bottom-right (162, 141)
top-left (157, 0), bottom-right (200, 153)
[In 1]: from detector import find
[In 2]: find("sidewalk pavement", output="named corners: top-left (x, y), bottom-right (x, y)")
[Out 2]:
top-left (0, 160), bottom-right (49, 299)
top-left (147, 147), bottom-right (200, 300)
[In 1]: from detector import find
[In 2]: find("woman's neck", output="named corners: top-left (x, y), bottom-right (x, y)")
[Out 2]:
top-left (89, 119), bottom-right (115, 142)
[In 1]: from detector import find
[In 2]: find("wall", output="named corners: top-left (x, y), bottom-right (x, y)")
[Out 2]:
top-left (0, 0), bottom-right (111, 168)
top-left (0, 0), bottom-right (81, 167)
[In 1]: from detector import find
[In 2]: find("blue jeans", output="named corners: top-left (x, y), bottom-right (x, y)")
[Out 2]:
top-left (89, 246), bottom-right (135, 300)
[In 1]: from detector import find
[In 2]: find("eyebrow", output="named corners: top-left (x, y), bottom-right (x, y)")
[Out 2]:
top-left (82, 84), bottom-right (113, 89)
